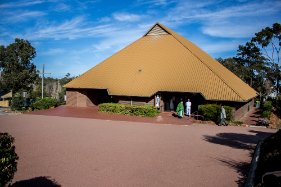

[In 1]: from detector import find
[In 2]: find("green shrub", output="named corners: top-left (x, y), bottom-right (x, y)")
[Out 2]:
top-left (31, 97), bottom-right (58, 110)
top-left (198, 104), bottom-right (234, 122)
top-left (262, 101), bottom-right (273, 111)
top-left (0, 132), bottom-right (19, 187)
top-left (231, 121), bottom-right (243, 125)
top-left (260, 101), bottom-right (273, 119)
top-left (224, 106), bottom-right (234, 121)
top-left (99, 103), bottom-right (159, 117)
top-left (262, 110), bottom-right (272, 118)
top-left (11, 96), bottom-right (25, 111)
top-left (198, 104), bottom-right (220, 122)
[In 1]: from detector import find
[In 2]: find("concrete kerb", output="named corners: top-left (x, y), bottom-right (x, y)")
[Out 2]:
top-left (244, 140), bottom-right (263, 187)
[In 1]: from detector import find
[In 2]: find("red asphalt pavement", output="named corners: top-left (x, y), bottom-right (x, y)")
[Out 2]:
top-left (0, 114), bottom-right (276, 187)
top-left (26, 105), bottom-right (195, 125)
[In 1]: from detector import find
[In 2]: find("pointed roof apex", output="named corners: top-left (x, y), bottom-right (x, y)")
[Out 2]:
top-left (144, 22), bottom-right (170, 36)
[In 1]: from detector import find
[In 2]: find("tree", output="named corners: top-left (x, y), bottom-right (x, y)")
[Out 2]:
top-left (251, 23), bottom-right (281, 94)
top-left (58, 73), bottom-right (75, 103)
top-left (0, 38), bottom-right (38, 95)
top-left (217, 57), bottom-right (244, 80)
top-left (218, 23), bottom-right (281, 101)
top-left (235, 42), bottom-right (269, 93)
top-left (218, 45), bottom-right (272, 98)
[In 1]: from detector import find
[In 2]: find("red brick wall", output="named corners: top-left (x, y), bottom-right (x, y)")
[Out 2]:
top-left (66, 89), bottom-right (89, 107)
top-left (234, 99), bottom-right (254, 120)
top-left (66, 89), bottom-right (110, 107)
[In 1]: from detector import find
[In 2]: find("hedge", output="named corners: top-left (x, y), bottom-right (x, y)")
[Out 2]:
top-left (31, 97), bottom-right (58, 110)
top-left (98, 103), bottom-right (160, 117)
top-left (198, 104), bottom-right (233, 122)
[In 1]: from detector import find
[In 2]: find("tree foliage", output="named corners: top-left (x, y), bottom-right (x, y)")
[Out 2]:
top-left (218, 23), bottom-right (281, 97)
top-left (251, 23), bottom-right (281, 94)
top-left (0, 38), bottom-right (38, 95)
top-left (0, 132), bottom-right (19, 187)
top-left (217, 57), bottom-right (243, 78)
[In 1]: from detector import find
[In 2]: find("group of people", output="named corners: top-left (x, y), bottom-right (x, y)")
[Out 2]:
top-left (175, 98), bottom-right (227, 126)
top-left (156, 95), bottom-right (227, 125)
top-left (176, 99), bottom-right (192, 119)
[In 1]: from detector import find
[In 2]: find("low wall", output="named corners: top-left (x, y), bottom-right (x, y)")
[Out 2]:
top-left (117, 96), bottom-right (154, 106)
top-left (234, 99), bottom-right (255, 120)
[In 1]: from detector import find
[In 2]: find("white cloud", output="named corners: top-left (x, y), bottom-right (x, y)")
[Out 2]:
top-left (181, 2), bottom-right (280, 21)
top-left (1, 10), bottom-right (46, 23)
top-left (93, 28), bottom-right (143, 51)
top-left (99, 17), bottom-right (111, 23)
top-left (41, 48), bottom-right (65, 56)
top-left (113, 13), bottom-right (141, 22)
top-left (54, 3), bottom-right (70, 12)
top-left (0, 0), bottom-right (46, 9)
top-left (136, 0), bottom-right (176, 6)
top-left (164, 0), bottom-right (281, 38)
top-left (201, 22), bottom-right (262, 38)
top-left (23, 17), bottom-right (118, 40)
top-left (199, 40), bottom-right (241, 54)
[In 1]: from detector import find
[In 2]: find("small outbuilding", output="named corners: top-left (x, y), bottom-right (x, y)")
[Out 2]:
top-left (0, 91), bottom-right (12, 107)
top-left (65, 23), bottom-right (257, 119)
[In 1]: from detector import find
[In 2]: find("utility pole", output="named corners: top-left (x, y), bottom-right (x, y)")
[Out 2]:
top-left (40, 64), bottom-right (51, 99)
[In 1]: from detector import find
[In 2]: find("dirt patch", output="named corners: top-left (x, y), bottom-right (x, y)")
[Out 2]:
top-left (269, 112), bottom-right (281, 129)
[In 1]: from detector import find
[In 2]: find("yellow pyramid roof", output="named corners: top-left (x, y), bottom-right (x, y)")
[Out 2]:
top-left (65, 23), bottom-right (257, 102)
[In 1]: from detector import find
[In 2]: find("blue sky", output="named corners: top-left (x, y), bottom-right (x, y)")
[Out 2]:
top-left (1, 0), bottom-right (281, 78)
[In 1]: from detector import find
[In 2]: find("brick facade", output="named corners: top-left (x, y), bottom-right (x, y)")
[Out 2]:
top-left (66, 88), bottom-right (109, 107)
top-left (66, 89), bottom-right (89, 107)
top-left (233, 99), bottom-right (255, 120)
top-left (66, 88), bottom-right (255, 120)
top-left (66, 89), bottom-right (158, 108)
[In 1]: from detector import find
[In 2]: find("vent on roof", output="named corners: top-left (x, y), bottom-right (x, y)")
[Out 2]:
top-left (146, 24), bottom-right (169, 36)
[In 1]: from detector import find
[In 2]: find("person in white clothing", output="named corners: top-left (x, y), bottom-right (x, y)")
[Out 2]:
top-left (186, 99), bottom-right (192, 117)
top-left (155, 95), bottom-right (160, 109)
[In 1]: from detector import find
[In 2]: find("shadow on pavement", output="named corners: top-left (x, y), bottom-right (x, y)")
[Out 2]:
top-left (216, 158), bottom-right (250, 187)
top-left (204, 130), bottom-right (274, 186)
top-left (203, 130), bottom-right (273, 151)
top-left (11, 176), bottom-right (60, 187)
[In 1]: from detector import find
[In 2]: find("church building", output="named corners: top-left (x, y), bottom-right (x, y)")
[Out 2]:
top-left (64, 23), bottom-right (257, 119)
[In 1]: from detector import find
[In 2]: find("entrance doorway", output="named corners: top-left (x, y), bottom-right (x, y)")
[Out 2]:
top-left (161, 92), bottom-right (205, 113)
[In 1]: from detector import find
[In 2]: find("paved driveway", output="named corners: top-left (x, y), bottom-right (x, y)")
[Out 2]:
top-left (0, 114), bottom-right (276, 187)
top-left (0, 107), bottom-right (8, 115)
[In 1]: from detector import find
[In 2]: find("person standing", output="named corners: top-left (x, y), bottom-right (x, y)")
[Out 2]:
top-left (155, 95), bottom-right (160, 109)
top-left (176, 99), bottom-right (184, 118)
top-left (185, 99), bottom-right (192, 117)
top-left (169, 96), bottom-right (175, 111)
top-left (219, 106), bottom-right (227, 126)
